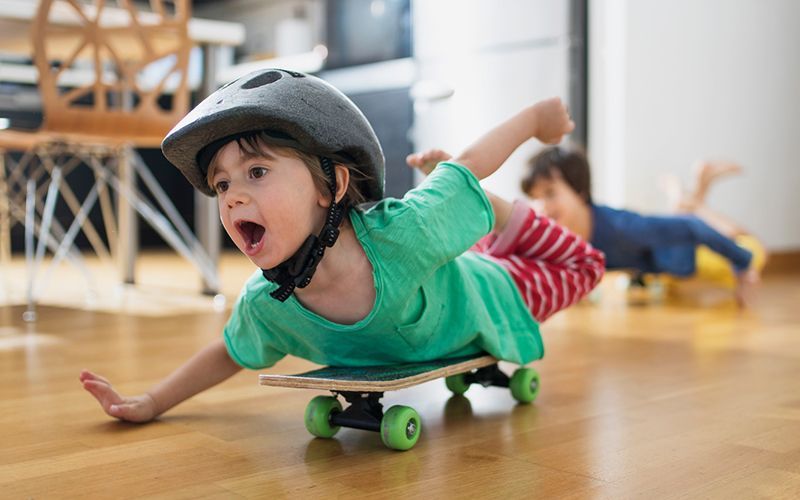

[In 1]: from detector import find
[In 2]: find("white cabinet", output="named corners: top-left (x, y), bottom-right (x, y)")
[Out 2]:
top-left (411, 0), bottom-right (571, 199)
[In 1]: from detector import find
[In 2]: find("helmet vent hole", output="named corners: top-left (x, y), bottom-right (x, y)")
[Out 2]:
top-left (242, 71), bottom-right (282, 89)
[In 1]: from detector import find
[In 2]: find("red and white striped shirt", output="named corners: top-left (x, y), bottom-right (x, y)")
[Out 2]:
top-left (473, 202), bottom-right (605, 322)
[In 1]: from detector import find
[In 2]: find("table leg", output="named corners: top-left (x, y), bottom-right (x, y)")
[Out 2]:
top-left (194, 43), bottom-right (227, 294)
top-left (0, 151), bottom-right (11, 269)
top-left (117, 147), bottom-right (138, 284)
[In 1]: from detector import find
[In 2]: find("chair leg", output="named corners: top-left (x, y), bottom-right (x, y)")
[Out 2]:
top-left (0, 151), bottom-right (11, 299)
top-left (25, 166), bottom-right (63, 321)
top-left (32, 167), bottom-right (62, 274)
top-left (116, 148), bottom-right (137, 285)
top-left (0, 151), bottom-right (11, 273)
top-left (98, 147), bottom-right (220, 293)
top-left (37, 183), bottom-right (101, 302)
top-left (90, 158), bottom-right (118, 259)
top-left (41, 155), bottom-right (112, 266)
top-left (12, 141), bottom-right (222, 311)
top-left (130, 149), bottom-right (220, 292)
top-left (23, 179), bottom-right (37, 322)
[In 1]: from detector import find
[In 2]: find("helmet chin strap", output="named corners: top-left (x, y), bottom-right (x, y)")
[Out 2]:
top-left (262, 157), bottom-right (345, 302)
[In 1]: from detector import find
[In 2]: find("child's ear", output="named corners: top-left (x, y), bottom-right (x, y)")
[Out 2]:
top-left (333, 164), bottom-right (350, 204)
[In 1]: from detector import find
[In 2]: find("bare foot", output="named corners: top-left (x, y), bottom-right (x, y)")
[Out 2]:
top-left (695, 160), bottom-right (743, 183)
top-left (689, 160), bottom-right (743, 206)
top-left (734, 267), bottom-right (760, 308)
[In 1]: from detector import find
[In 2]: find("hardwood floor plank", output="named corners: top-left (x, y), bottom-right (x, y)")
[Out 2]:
top-left (1, 255), bottom-right (799, 497)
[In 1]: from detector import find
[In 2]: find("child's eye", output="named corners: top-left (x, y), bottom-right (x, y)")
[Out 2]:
top-left (250, 166), bottom-right (268, 178)
top-left (214, 180), bottom-right (229, 193)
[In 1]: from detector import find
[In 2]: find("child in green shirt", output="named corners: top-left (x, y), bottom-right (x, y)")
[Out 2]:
top-left (80, 69), bottom-right (603, 422)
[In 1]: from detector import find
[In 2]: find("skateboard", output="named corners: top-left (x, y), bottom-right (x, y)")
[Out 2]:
top-left (259, 353), bottom-right (540, 451)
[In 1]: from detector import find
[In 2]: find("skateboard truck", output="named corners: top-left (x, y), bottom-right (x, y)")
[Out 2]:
top-left (462, 364), bottom-right (511, 388)
top-left (328, 391), bottom-right (384, 432)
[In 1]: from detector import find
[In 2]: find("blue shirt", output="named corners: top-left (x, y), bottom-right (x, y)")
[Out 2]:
top-left (590, 204), bottom-right (752, 276)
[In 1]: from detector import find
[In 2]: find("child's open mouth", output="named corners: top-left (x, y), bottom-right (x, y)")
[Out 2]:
top-left (235, 220), bottom-right (265, 255)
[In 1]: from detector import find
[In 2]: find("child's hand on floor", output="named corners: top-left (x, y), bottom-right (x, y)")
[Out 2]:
top-left (532, 97), bottom-right (575, 144)
top-left (406, 149), bottom-right (452, 175)
top-left (80, 370), bottom-right (158, 423)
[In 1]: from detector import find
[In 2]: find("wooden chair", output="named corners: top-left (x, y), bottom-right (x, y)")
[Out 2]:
top-left (0, 0), bottom-right (219, 319)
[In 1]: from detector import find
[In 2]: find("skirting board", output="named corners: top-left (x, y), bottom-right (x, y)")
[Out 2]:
top-left (764, 250), bottom-right (800, 275)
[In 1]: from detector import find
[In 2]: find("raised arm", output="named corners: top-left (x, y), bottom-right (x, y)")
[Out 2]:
top-left (455, 97), bottom-right (574, 180)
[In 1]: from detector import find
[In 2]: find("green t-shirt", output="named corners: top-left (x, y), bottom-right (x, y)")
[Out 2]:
top-left (223, 162), bottom-right (544, 369)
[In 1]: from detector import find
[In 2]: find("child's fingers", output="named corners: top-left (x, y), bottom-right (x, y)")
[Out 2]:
top-left (79, 370), bottom-right (112, 385)
top-left (406, 151), bottom-right (426, 162)
top-left (406, 154), bottom-right (424, 169)
top-left (424, 149), bottom-right (450, 162)
top-left (81, 379), bottom-right (113, 399)
top-left (81, 379), bottom-right (154, 423)
top-left (79, 369), bottom-right (104, 383)
top-left (109, 401), bottom-right (153, 423)
top-left (82, 379), bottom-right (124, 409)
top-left (108, 402), bottom-right (135, 420)
top-left (407, 149), bottom-right (451, 168)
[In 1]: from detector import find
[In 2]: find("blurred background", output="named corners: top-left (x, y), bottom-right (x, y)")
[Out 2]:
top-left (4, 3), bottom-right (800, 493)
top-left (1, 0), bottom-right (797, 289)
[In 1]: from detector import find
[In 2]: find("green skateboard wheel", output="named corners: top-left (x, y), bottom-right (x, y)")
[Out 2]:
top-left (510, 367), bottom-right (540, 404)
top-left (380, 405), bottom-right (421, 450)
top-left (445, 373), bottom-right (471, 395)
top-left (304, 395), bottom-right (342, 438)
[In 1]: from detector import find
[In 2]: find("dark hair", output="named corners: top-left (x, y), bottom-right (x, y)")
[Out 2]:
top-left (521, 145), bottom-right (593, 204)
top-left (206, 131), bottom-right (372, 212)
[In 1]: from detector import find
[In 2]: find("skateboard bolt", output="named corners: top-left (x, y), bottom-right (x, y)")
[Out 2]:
top-left (406, 420), bottom-right (417, 438)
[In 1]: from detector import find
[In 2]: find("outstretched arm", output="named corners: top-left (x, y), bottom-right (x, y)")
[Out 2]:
top-left (80, 338), bottom-right (242, 423)
top-left (455, 97), bottom-right (574, 180)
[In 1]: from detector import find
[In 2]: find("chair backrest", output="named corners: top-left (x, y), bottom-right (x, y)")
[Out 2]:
top-left (31, 0), bottom-right (192, 143)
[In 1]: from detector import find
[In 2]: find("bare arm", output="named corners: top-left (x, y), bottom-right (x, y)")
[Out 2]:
top-left (80, 338), bottom-right (242, 423)
top-left (146, 338), bottom-right (242, 415)
top-left (455, 97), bottom-right (574, 180)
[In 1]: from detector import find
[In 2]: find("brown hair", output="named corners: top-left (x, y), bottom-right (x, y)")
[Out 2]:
top-left (206, 131), bottom-right (372, 210)
top-left (521, 145), bottom-right (593, 204)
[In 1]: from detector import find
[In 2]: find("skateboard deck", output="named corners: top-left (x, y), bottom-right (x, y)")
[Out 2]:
top-left (259, 354), bottom-right (498, 392)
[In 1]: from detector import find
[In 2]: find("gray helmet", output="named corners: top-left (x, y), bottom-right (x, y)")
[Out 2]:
top-left (161, 68), bottom-right (385, 199)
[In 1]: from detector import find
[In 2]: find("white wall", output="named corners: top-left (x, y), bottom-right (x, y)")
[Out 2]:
top-left (411, 0), bottom-right (570, 201)
top-left (590, 0), bottom-right (800, 251)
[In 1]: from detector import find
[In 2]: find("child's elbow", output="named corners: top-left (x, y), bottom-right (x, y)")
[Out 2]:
top-left (586, 248), bottom-right (606, 287)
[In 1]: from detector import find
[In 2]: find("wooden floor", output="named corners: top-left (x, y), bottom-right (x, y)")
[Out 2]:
top-left (2, 253), bottom-right (800, 498)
